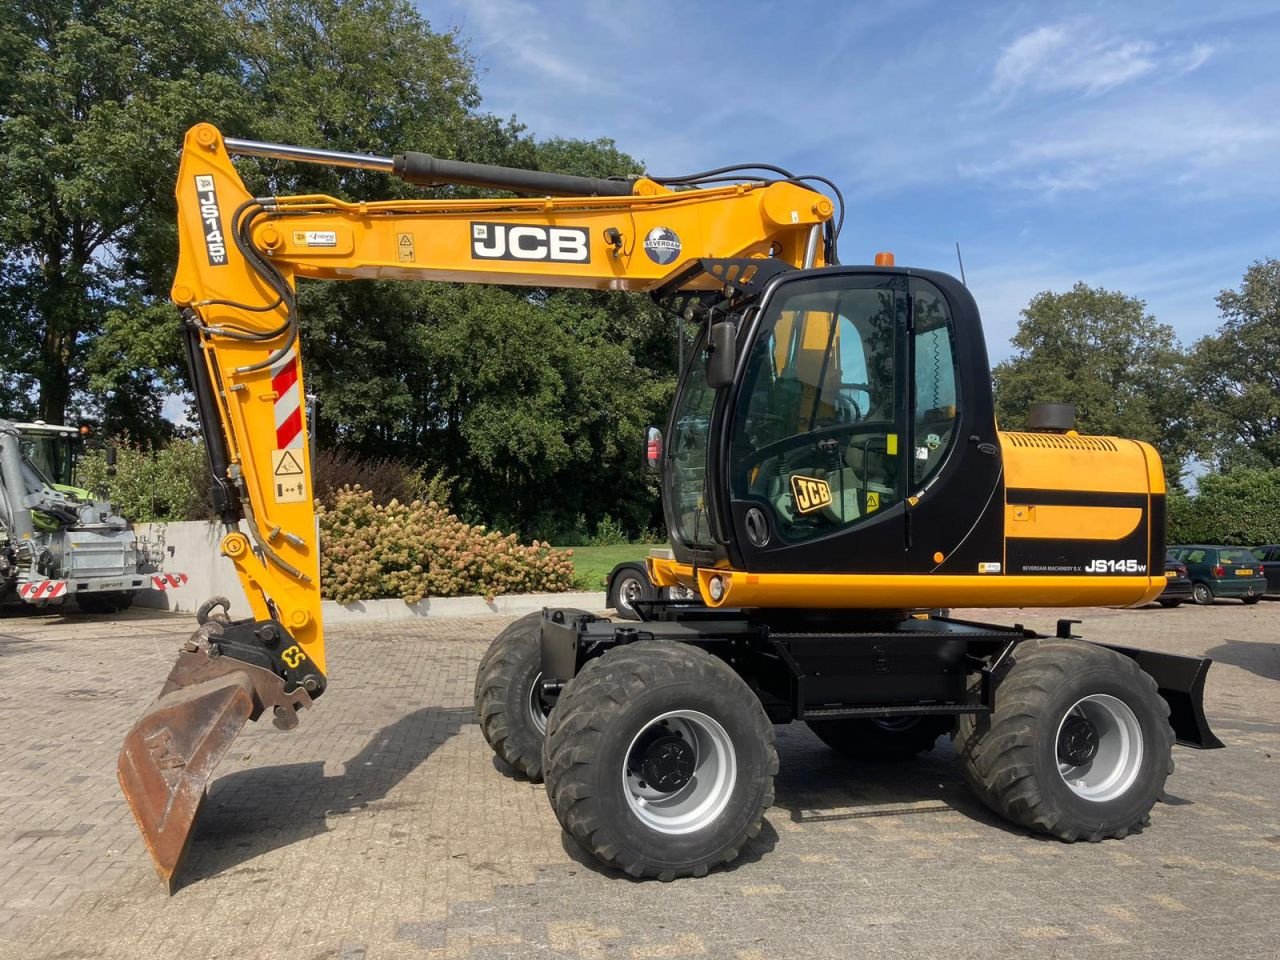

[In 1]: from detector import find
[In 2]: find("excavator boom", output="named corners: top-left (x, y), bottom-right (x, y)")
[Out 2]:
top-left (118, 123), bottom-right (834, 889)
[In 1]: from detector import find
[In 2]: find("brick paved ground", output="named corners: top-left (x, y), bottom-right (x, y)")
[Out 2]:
top-left (1, 600), bottom-right (1276, 959)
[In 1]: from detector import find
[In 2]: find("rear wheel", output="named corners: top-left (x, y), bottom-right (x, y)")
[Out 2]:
top-left (1192, 582), bottom-right (1214, 605)
top-left (474, 608), bottom-right (589, 780)
top-left (956, 639), bottom-right (1173, 841)
top-left (806, 715), bottom-right (952, 760)
top-left (1157, 599), bottom-right (1183, 608)
top-left (543, 641), bottom-right (776, 880)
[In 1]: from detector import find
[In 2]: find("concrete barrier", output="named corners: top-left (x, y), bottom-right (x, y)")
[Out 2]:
top-left (132, 520), bottom-right (604, 620)
top-left (133, 520), bottom-right (252, 615)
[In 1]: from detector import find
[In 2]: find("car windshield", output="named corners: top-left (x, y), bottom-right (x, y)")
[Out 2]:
top-left (1219, 548), bottom-right (1256, 564)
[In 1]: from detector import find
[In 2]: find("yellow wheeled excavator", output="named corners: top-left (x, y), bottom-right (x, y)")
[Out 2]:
top-left (119, 123), bottom-right (1220, 891)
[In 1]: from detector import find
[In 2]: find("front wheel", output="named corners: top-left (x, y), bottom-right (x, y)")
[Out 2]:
top-left (956, 639), bottom-right (1173, 841)
top-left (1192, 582), bottom-right (1214, 605)
top-left (543, 641), bottom-right (777, 880)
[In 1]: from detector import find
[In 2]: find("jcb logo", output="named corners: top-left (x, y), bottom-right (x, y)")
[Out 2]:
top-left (470, 222), bottom-right (590, 263)
top-left (790, 475), bottom-right (832, 514)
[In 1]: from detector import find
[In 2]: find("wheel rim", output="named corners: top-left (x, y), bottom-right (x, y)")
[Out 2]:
top-left (617, 576), bottom-right (644, 615)
top-left (527, 671), bottom-right (551, 735)
top-left (1193, 584), bottom-right (1212, 604)
top-left (1055, 694), bottom-right (1143, 802)
top-left (622, 710), bottom-right (737, 835)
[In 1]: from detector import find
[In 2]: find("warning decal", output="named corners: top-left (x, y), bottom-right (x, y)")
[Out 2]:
top-left (271, 449), bottom-right (307, 504)
top-left (397, 232), bottom-right (415, 262)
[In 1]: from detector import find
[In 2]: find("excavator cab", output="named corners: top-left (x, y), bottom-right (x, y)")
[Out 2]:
top-left (661, 264), bottom-right (1000, 581)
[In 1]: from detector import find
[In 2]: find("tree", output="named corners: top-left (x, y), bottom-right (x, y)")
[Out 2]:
top-left (1188, 259), bottom-right (1280, 470)
top-left (0, 0), bottom-right (243, 428)
top-left (1167, 467), bottom-right (1280, 545)
top-left (992, 283), bottom-right (1191, 479)
top-left (1, 0), bottom-right (675, 537)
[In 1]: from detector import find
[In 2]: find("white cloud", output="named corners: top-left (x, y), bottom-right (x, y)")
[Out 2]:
top-left (992, 24), bottom-right (1073, 92)
top-left (990, 22), bottom-right (1205, 100)
top-left (443, 0), bottom-right (598, 88)
top-left (1176, 42), bottom-right (1216, 73)
top-left (958, 97), bottom-right (1278, 196)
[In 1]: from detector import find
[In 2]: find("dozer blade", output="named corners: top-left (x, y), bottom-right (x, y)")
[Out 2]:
top-left (118, 671), bottom-right (256, 893)
top-left (118, 625), bottom-right (314, 893)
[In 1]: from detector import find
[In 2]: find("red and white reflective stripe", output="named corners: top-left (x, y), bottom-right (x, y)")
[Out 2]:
top-left (151, 573), bottom-right (189, 591)
top-left (270, 349), bottom-right (304, 450)
top-left (18, 580), bottom-right (67, 600)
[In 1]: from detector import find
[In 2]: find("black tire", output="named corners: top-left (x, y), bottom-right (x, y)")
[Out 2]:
top-left (956, 639), bottom-right (1174, 842)
top-left (1242, 595), bottom-right (1262, 605)
top-left (1157, 599), bottom-right (1183, 608)
top-left (1192, 582), bottom-right (1214, 605)
top-left (474, 608), bottom-right (589, 781)
top-left (75, 591), bottom-right (134, 614)
top-left (607, 564), bottom-right (653, 621)
top-left (543, 641), bottom-right (777, 880)
top-left (806, 715), bottom-right (952, 760)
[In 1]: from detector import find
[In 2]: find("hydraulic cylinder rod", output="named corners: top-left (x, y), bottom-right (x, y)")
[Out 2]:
top-left (223, 136), bottom-right (636, 197)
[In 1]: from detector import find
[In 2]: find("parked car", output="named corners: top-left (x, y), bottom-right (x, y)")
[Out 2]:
top-left (1250, 544), bottom-right (1280, 595)
top-left (1157, 554), bottom-right (1193, 607)
top-left (606, 560), bottom-right (699, 621)
top-left (1168, 545), bottom-right (1267, 605)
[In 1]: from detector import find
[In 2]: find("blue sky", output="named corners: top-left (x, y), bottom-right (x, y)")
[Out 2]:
top-left (418, 0), bottom-right (1280, 361)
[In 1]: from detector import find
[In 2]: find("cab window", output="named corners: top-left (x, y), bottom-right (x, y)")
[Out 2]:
top-left (730, 275), bottom-right (905, 543)
top-left (910, 280), bottom-right (960, 487)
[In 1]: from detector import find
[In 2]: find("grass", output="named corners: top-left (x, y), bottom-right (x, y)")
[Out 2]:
top-left (560, 543), bottom-right (659, 591)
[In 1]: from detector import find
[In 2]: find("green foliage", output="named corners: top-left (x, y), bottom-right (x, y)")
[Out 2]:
top-left (1166, 468), bottom-right (1280, 546)
top-left (318, 486), bottom-right (576, 603)
top-left (992, 283), bottom-right (1191, 478)
top-left (302, 281), bottom-right (670, 541)
top-left (78, 439), bottom-right (212, 522)
top-left (0, 0), bottom-right (672, 539)
top-left (1188, 259), bottom-right (1280, 470)
top-left (589, 515), bottom-right (631, 546)
top-left (0, 0), bottom-right (243, 431)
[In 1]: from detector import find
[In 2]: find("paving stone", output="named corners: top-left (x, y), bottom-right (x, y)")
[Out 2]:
top-left (0, 602), bottom-right (1276, 958)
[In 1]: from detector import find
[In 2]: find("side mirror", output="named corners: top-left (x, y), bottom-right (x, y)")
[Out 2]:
top-left (705, 319), bottom-right (737, 389)
top-left (105, 445), bottom-right (118, 477)
top-left (644, 426), bottom-right (663, 473)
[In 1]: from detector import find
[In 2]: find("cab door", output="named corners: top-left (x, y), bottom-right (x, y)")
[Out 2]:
top-left (724, 272), bottom-right (910, 573)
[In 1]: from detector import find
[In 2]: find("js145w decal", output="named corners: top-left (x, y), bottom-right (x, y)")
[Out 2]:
top-left (1085, 559), bottom-right (1147, 574)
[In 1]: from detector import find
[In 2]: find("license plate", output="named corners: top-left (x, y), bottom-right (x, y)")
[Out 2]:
top-left (1235, 569), bottom-right (1254, 576)
top-left (1165, 571), bottom-right (1177, 578)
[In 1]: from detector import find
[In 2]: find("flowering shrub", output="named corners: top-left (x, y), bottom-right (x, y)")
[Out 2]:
top-left (319, 486), bottom-right (576, 604)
